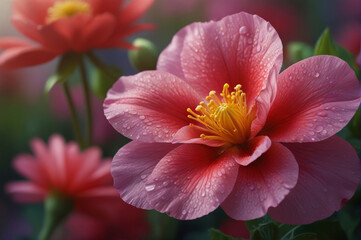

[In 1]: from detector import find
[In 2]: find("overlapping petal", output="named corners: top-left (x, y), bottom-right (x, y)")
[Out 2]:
top-left (269, 136), bottom-right (360, 224)
top-left (261, 55), bottom-right (360, 143)
top-left (104, 71), bottom-right (202, 143)
top-left (158, 12), bottom-right (283, 108)
top-left (221, 142), bottom-right (298, 220)
top-left (112, 141), bottom-right (178, 209)
top-left (145, 144), bottom-right (239, 220)
top-left (0, 46), bottom-right (57, 70)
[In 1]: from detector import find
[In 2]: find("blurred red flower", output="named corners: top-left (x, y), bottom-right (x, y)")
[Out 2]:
top-left (6, 134), bottom-right (149, 240)
top-left (0, 0), bottom-right (154, 70)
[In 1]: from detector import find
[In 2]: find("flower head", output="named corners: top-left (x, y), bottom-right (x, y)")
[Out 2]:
top-left (6, 134), bottom-right (149, 239)
top-left (104, 12), bottom-right (361, 224)
top-left (0, 0), bottom-right (154, 70)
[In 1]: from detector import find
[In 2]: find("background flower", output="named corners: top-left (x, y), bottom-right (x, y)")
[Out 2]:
top-left (0, 0), bottom-right (154, 70)
top-left (6, 134), bottom-right (149, 240)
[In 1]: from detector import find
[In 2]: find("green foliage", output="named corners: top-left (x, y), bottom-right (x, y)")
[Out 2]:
top-left (314, 28), bottom-right (359, 78)
top-left (209, 229), bottom-right (246, 240)
top-left (44, 52), bottom-right (81, 94)
top-left (287, 42), bottom-right (314, 63)
top-left (89, 65), bottom-right (121, 99)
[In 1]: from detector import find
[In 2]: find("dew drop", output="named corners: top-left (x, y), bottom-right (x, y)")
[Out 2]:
top-left (239, 26), bottom-right (247, 34)
top-left (140, 174), bottom-right (147, 180)
top-left (320, 129), bottom-right (328, 136)
top-left (163, 181), bottom-right (168, 186)
top-left (182, 210), bottom-right (187, 215)
top-left (315, 125), bottom-right (323, 132)
top-left (256, 45), bottom-right (262, 52)
top-left (201, 192), bottom-right (206, 197)
top-left (139, 115), bottom-right (146, 120)
top-left (317, 111), bottom-right (328, 117)
top-left (249, 184), bottom-right (255, 190)
top-left (314, 72), bottom-right (320, 78)
top-left (145, 184), bottom-right (155, 191)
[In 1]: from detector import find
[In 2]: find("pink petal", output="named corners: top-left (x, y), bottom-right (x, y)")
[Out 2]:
top-left (13, 0), bottom-right (51, 25)
top-left (251, 66), bottom-right (278, 136)
top-left (48, 135), bottom-right (67, 188)
top-left (221, 142), bottom-right (298, 220)
top-left (0, 46), bottom-right (57, 70)
top-left (31, 138), bottom-right (57, 186)
top-left (77, 186), bottom-right (118, 199)
top-left (13, 154), bottom-right (47, 187)
top-left (112, 141), bottom-right (178, 209)
top-left (6, 181), bottom-right (47, 203)
top-left (11, 15), bottom-right (45, 44)
top-left (145, 144), bottom-right (239, 220)
top-left (104, 71), bottom-right (202, 143)
top-left (77, 13), bottom-right (116, 51)
top-left (261, 55), bottom-right (360, 143)
top-left (118, 0), bottom-right (154, 25)
top-left (234, 136), bottom-right (271, 166)
top-left (159, 12), bottom-right (283, 107)
top-left (268, 136), bottom-right (360, 224)
top-left (0, 37), bottom-right (32, 49)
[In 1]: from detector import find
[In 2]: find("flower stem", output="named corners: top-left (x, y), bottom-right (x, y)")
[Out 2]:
top-left (79, 57), bottom-right (93, 147)
top-left (62, 82), bottom-right (84, 149)
top-left (38, 193), bottom-right (73, 240)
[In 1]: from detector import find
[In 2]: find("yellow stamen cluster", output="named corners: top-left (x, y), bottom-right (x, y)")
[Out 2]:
top-left (47, 0), bottom-right (91, 23)
top-left (187, 83), bottom-right (256, 145)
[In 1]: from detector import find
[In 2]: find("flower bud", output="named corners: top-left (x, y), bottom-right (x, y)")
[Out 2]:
top-left (129, 38), bottom-right (158, 71)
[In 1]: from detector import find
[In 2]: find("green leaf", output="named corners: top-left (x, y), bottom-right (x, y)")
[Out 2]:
top-left (314, 28), bottom-right (359, 77)
top-left (209, 228), bottom-right (246, 240)
top-left (287, 42), bottom-right (314, 63)
top-left (90, 65), bottom-right (121, 99)
top-left (314, 28), bottom-right (337, 56)
top-left (44, 52), bottom-right (80, 94)
top-left (298, 220), bottom-right (347, 240)
top-left (251, 222), bottom-right (278, 240)
top-left (292, 233), bottom-right (318, 240)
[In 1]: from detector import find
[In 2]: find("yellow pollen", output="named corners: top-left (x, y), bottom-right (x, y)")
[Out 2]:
top-left (47, 0), bottom-right (91, 23)
top-left (187, 83), bottom-right (256, 145)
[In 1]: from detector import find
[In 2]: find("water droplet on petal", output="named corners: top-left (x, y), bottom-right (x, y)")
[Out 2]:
top-left (314, 72), bottom-right (320, 78)
top-left (139, 115), bottom-right (145, 120)
top-left (315, 125), bottom-right (323, 132)
top-left (317, 111), bottom-right (328, 117)
top-left (249, 184), bottom-right (255, 190)
top-left (145, 184), bottom-right (155, 191)
top-left (182, 210), bottom-right (187, 215)
top-left (239, 26), bottom-right (247, 34)
top-left (140, 174), bottom-right (147, 180)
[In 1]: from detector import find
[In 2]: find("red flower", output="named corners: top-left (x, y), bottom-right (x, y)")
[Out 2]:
top-left (0, 0), bottom-right (154, 70)
top-left (6, 134), bottom-right (149, 239)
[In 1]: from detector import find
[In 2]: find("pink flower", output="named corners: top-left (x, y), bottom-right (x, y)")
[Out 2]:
top-left (104, 12), bottom-right (361, 224)
top-left (0, 0), bottom-right (154, 70)
top-left (6, 134), bottom-right (149, 239)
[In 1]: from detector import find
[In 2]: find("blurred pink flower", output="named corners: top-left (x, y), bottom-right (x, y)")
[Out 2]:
top-left (104, 12), bottom-right (360, 224)
top-left (6, 134), bottom-right (149, 240)
top-left (0, 0), bottom-right (154, 70)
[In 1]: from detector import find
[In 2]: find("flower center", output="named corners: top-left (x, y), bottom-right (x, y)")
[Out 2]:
top-left (187, 83), bottom-right (256, 145)
top-left (47, 0), bottom-right (91, 23)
